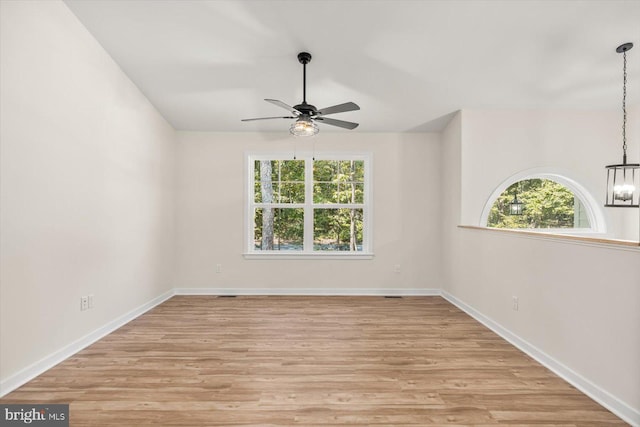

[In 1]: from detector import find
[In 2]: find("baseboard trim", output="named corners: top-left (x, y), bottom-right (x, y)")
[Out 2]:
top-left (441, 290), bottom-right (639, 427)
top-left (0, 289), bottom-right (175, 398)
top-left (174, 287), bottom-right (441, 296)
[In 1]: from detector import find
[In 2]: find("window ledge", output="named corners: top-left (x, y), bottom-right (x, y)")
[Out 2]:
top-left (243, 252), bottom-right (374, 260)
top-left (458, 225), bottom-right (639, 250)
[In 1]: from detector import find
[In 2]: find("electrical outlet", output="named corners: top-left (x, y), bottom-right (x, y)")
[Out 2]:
top-left (80, 296), bottom-right (89, 311)
top-left (88, 294), bottom-right (94, 309)
top-left (512, 296), bottom-right (519, 311)
top-left (216, 264), bottom-right (222, 273)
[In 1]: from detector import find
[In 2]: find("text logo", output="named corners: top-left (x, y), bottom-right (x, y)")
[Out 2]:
top-left (0, 405), bottom-right (68, 426)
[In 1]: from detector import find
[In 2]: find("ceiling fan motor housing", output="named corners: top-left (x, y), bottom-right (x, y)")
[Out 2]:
top-left (293, 102), bottom-right (317, 116)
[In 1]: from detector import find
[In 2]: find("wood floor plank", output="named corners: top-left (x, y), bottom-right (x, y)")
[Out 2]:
top-left (0, 296), bottom-right (627, 426)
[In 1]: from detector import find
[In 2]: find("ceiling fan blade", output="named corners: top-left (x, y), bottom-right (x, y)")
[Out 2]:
top-left (315, 117), bottom-right (359, 130)
top-left (265, 99), bottom-right (300, 115)
top-left (317, 102), bottom-right (360, 116)
top-left (241, 116), bottom-right (296, 122)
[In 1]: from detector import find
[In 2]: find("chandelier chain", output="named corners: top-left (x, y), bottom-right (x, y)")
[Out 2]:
top-left (622, 50), bottom-right (627, 158)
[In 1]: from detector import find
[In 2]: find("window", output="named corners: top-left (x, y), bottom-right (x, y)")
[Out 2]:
top-left (487, 179), bottom-right (590, 229)
top-left (481, 172), bottom-right (606, 234)
top-left (247, 153), bottom-right (372, 256)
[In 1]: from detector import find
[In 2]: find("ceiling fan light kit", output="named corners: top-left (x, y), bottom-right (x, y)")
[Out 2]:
top-left (290, 115), bottom-right (319, 137)
top-left (242, 52), bottom-right (360, 136)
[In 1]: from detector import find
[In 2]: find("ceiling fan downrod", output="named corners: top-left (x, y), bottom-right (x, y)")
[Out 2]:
top-left (298, 52), bottom-right (312, 104)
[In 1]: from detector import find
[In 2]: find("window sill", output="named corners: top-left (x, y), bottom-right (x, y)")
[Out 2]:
top-left (458, 225), bottom-right (639, 250)
top-left (243, 252), bottom-right (374, 260)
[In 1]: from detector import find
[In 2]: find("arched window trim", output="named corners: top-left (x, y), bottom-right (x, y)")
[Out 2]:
top-left (480, 169), bottom-right (607, 234)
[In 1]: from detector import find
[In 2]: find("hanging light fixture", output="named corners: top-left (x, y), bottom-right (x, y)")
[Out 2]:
top-left (509, 188), bottom-right (524, 215)
top-left (605, 42), bottom-right (639, 207)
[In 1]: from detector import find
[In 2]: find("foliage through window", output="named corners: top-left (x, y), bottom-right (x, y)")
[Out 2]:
top-left (487, 179), bottom-right (590, 229)
top-left (249, 155), bottom-right (370, 254)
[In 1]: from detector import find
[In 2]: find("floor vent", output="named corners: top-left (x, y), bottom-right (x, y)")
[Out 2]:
top-left (218, 295), bottom-right (237, 298)
top-left (384, 296), bottom-right (402, 298)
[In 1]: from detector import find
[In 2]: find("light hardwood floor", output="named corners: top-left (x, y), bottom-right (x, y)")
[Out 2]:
top-left (1, 296), bottom-right (627, 426)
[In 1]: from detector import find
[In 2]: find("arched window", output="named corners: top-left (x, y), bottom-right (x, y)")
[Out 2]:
top-left (481, 171), bottom-right (606, 234)
top-left (487, 179), bottom-right (590, 229)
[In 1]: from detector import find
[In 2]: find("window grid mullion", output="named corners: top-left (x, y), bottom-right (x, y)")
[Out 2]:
top-left (254, 203), bottom-right (306, 209)
top-left (304, 158), bottom-right (314, 251)
top-left (313, 204), bottom-right (365, 209)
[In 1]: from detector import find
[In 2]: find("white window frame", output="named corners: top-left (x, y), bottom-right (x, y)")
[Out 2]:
top-left (244, 151), bottom-right (373, 259)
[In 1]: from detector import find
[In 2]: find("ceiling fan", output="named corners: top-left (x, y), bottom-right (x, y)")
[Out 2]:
top-left (242, 52), bottom-right (360, 136)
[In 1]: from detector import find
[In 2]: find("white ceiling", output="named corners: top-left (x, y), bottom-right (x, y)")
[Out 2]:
top-left (64, 0), bottom-right (640, 133)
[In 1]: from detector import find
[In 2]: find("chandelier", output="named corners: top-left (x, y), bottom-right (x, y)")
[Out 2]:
top-left (605, 42), bottom-right (639, 207)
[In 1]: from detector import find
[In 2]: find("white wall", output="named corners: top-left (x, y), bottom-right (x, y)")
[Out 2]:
top-left (175, 132), bottom-right (441, 292)
top-left (460, 109), bottom-right (639, 241)
top-left (0, 1), bottom-right (176, 389)
top-left (442, 112), bottom-right (640, 423)
top-left (440, 112), bottom-right (462, 290)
